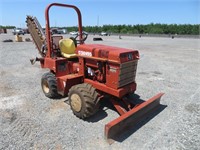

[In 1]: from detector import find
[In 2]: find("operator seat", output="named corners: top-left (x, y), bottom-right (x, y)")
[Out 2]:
top-left (59, 39), bottom-right (77, 58)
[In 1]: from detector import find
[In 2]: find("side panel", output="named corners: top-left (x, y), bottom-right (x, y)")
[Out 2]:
top-left (78, 57), bottom-right (85, 76)
top-left (106, 63), bottom-right (120, 89)
top-left (43, 57), bottom-right (79, 77)
top-left (43, 58), bottom-right (57, 72)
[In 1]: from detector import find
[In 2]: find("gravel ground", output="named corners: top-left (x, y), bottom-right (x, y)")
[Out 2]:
top-left (0, 33), bottom-right (200, 150)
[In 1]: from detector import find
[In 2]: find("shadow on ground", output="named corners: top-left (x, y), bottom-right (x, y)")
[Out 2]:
top-left (106, 93), bottom-right (167, 143)
top-left (64, 93), bottom-right (167, 143)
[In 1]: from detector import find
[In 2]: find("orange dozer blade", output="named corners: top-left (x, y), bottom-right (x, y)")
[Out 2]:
top-left (105, 93), bottom-right (164, 144)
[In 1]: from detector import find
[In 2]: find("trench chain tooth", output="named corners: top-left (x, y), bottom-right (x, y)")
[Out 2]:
top-left (26, 15), bottom-right (46, 57)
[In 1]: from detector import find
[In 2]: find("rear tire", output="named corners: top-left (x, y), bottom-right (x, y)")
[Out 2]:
top-left (68, 83), bottom-right (99, 119)
top-left (41, 72), bottom-right (59, 98)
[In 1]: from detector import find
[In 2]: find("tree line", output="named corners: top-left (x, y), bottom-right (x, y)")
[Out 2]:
top-left (1, 24), bottom-right (199, 35)
top-left (0, 25), bottom-right (16, 29)
top-left (67, 23), bottom-right (199, 35)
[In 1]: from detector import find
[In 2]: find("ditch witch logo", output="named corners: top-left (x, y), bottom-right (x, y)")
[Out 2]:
top-left (78, 50), bottom-right (92, 57)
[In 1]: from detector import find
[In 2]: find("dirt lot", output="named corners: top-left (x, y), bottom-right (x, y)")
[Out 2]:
top-left (0, 33), bottom-right (200, 149)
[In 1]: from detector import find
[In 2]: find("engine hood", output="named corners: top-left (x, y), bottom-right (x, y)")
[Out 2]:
top-left (76, 44), bottom-right (139, 63)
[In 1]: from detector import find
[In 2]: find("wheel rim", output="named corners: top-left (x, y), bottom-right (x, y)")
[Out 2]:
top-left (42, 80), bottom-right (50, 94)
top-left (71, 93), bottom-right (82, 112)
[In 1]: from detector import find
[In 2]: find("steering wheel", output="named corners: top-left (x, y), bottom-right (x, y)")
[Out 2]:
top-left (74, 32), bottom-right (88, 44)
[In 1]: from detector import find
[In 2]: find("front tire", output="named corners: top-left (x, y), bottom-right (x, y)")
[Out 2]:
top-left (68, 83), bottom-right (99, 119)
top-left (41, 72), bottom-right (59, 98)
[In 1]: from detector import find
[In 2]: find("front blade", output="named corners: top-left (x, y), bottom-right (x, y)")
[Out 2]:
top-left (105, 93), bottom-right (164, 144)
